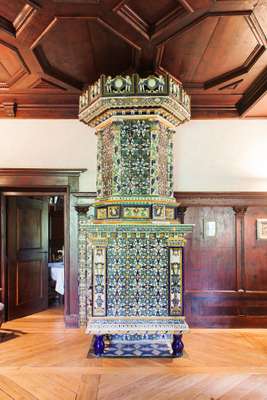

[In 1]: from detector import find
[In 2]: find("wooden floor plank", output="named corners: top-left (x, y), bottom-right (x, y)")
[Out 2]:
top-left (0, 374), bottom-right (39, 400)
top-left (76, 374), bottom-right (100, 400)
top-left (0, 388), bottom-right (14, 400)
top-left (0, 309), bottom-right (267, 399)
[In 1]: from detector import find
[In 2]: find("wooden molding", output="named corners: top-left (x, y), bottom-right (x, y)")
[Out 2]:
top-left (175, 191), bottom-right (267, 206)
top-left (2, 102), bottom-right (16, 118)
top-left (204, 45), bottom-right (265, 90)
top-left (114, 0), bottom-right (191, 39)
top-left (218, 79), bottom-right (244, 91)
top-left (233, 206), bottom-right (247, 292)
top-left (0, 16), bottom-right (16, 36)
top-left (53, 0), bottom-right (100, 3)
top-left (13, 4), bottom-right (37, 36)
top-left (0, 168), bottom-right (87, 177)
top-left (237, 66), bottom-right (267, 116)
top-left (26, 0), bottom-right (42, 7)
top-left (0, 0), bottom-right (266, 119)
top-left (233, 206), bottom-right (248, 216)
top-left (177, 206), bottom-right (187, 223)
top-left (114, 3), bottom-right (150, 39)
top-left (0, 40), bottom-right (29, 89)
top-left (30, 78), bottom-right (66, 91)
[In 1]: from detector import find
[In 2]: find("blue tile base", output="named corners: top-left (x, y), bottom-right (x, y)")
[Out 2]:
top-left (88, 338), bottom-right (181, 358)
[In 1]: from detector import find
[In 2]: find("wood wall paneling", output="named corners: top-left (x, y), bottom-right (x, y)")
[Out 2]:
top-left (244, 207), bottom-right (267, 292)
top-left (184, 207), bottom-right (236, 292)
top-left (176, 192), bottom-right (267, 327)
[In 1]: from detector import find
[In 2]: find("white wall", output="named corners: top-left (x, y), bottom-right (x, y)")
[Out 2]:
top-left (0, 119), bottom-right (266, 192)
top-left (174, 120), bottom-right (267, 191)
top-left (0, 119), bottom-right (97, 192)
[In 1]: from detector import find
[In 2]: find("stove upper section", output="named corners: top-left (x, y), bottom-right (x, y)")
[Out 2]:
top-left (79, 74), bottom-right (190, 129)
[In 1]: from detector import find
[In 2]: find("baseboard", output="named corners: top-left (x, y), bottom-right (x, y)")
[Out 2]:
top-left (65, 313), bottom-right (79, 328)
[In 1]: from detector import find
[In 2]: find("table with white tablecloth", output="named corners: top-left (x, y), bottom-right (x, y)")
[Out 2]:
top-left (48, 262), bottom-right (64, 295)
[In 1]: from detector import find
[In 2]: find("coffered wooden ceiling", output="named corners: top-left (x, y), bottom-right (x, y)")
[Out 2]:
top-left (0, 0), bottom-right (266, 119)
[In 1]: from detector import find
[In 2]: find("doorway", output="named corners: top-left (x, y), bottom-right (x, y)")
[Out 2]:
top-left (48, 196), bottom-right (64, 309)
top-left (0, 168), bottom-right (86, 327)
top-left (3, 193), bottom-right (66, 321)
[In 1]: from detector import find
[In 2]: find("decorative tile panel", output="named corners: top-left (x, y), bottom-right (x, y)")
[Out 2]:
top-left (107, 237), bottom-right (168, 317)
top-left (108, 205), bottom-right (120, 218)
top-left (96, 207), bottom-right (107, 219)
top-left (96, 132), bottom-right (103, 197)
top-left (150, 121), bottom-right (159, 196)
top-left (78, 212), bottom-right (89, 325)
top-left (167, 130), bottom-right (174, 196)
top-left (120, 120), bottom-right (151, 196)
top-left (122, 206), bottom-right (150, 219)
top-left (153, 205), bottom-right (165, 220)
top-left (158, 124), bottom-right (169, 196)
top-left (92, 246), bottom-right (107, 316)
top-left (101, 125), bottom-right (114, 197)
top-left (95, 119), bottom-right (175, 201)
top-left (165, 207), bottom-right (175, 220)
top-left (169, 247), bottom-right (183, 316)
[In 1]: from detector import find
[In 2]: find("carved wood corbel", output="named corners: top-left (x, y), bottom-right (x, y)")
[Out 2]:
top-left (177, 206), bottom-right (187, 223)
top-left (75, 205), bottom-right (90, 214)
top-left (2, 102), bottom-right (17, 118)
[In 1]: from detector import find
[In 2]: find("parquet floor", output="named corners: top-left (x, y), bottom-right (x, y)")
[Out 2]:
top-left (0, 309), bottom-right (267, 399)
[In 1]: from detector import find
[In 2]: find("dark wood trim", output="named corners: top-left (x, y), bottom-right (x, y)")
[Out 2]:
top-left (177, 206), bottom-right (187, 224)
top-left (2, 102), bottom-right (17, 117)
top-left (204, 45), bottom-right (265, 90)
top-left (0, 16), bottom-right (16, 36)
top-left (175, 191), bottom-right (267, 207)
top-left (14, 4), bottom-right (37, 37)
top-left (113, 2), bottom-right (150, 40)
top-left (73, 191), bottom-right (96, 197)
top-left (0, 168), bottom-right (86, 177)
top-left (75, 205), bottom-right (90, 214)
top-left (26, 0), bottom-right (42, 8)
top-left (154, 7), bottom-right (253, 45)
top-left (233, 206), bottom-right (248, 293)
top-left (237, 66), bottom-right (267, 117)
top-left (0, 194), bottom-right (6, 309)
top-left (0, 169), bottom-right (86, 193)
top-left (0, 103), bottom-right (253, 119)
top-left (0, 168), bottom-right (86, 328)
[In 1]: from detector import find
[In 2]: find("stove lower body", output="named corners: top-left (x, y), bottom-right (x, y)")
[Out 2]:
top-left (85, 224), bottom-right (189, 358)
top-left (87, 317), bottom-right (188, 358)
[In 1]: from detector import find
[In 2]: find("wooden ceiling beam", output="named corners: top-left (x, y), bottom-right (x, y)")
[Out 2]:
top-left (204, 44), bottom-right (265, 90)
top-left (0, 0), bottom-right (266, 119)
top-left (237, 66), bottom-right (267, 116)
top-left (152, 3), bottom-right (255, 46)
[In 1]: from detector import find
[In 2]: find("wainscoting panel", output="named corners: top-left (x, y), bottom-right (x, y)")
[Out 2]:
top-left (175, 192), bottom-right (267, 327)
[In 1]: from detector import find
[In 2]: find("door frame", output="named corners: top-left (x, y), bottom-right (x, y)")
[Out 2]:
top-left (0, 168), bottom-right (86, 327)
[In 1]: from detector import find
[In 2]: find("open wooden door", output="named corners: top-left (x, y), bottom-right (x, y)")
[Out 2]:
top-left (7, 197), bottom-right (48, 320)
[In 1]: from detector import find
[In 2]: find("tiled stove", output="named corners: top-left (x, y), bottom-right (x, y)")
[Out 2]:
top-left (79, 74), bottom-right (193, 357)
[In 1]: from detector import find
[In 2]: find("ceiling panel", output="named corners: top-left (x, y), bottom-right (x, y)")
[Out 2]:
top-left (161, 17), bottom-right (220, 82)
top-left (194, 16), bottom-right (259, 81)
top-left (246, 94), bottom-right (267, 117)
top-left (0, 1), bottom-right (25, 22)
top-left (0, 0), bottom-right (266, 118)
